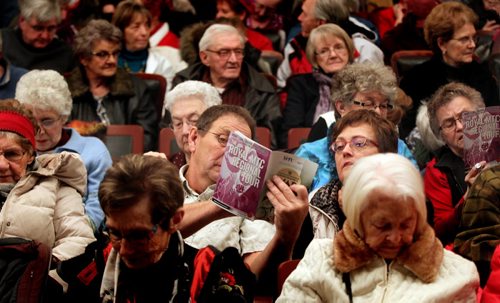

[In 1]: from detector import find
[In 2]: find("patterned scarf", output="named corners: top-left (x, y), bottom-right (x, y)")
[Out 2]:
top-left (312, 69), bottom-right (333, 124)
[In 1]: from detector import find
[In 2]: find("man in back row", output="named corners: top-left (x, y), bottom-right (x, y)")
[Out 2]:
top-left (0, 0), bottom-right (74, 73)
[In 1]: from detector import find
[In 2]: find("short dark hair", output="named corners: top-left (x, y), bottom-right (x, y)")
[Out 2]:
top-left (99, 154), bottom-right (183, 230)
top-left (331, 109), bottom-right (398, 154)
top-left (196, 104), bottom-right (256, 139)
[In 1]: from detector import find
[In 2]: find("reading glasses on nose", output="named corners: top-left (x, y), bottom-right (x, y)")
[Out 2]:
top-left (0, 149), bottom-right (26, 162)
top-left (91, 50), bottom-right (121, 60)
top-left (331, 136), bottom-right (379, 154)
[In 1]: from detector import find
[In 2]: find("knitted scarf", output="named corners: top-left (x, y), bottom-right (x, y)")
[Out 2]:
top-left (312, 69), bottom-right (333, 124)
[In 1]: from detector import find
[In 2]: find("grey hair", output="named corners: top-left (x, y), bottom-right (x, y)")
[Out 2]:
top-left (198, 24), bottom-right (245, 52)
top-left (74, 19), bottom-right (122, 59)
top-left (165, 81), bottom-right (222, 112)
top-left (331, 62), bottom-right (397, 107)
top-left (314, 0), bottom-right (350, 23)
top-left (416, 102), bottom-right (444, 151)
top-left (342, 153), bottom-right (427, 238)
top-left (306, 23), bottom-right (355, 68)
top-left (15, 69), bottom-right (72, 119)
top-left (19, 0), bottom-right (62, 22)
top-left (427, 82), bottom-right (485, 138)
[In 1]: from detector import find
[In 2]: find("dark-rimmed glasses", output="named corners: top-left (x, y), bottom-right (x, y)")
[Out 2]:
top-left (103, 224), bottom-right (159, 246)
top-left (439, 112), bottom-right (471, 132)
top-left (352, 100), bottom-right (393, 111)
top-left (205, 48), bottom-right (245, 60)
top-left (91, 50), bottom-right (121, 60)
top-left (331, 136), bottom-right (379, 154)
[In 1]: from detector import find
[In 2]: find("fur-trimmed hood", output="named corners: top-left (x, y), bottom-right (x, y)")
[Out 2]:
top-left (66, 66), bottom-right (135, 98)
top-left (334, 222), bottom-right (444, 283)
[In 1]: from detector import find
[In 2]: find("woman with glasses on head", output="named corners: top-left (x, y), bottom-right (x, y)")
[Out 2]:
top-left (399, 1), bottom-right (498, 140)
top-left (0, 99), bottom-right (94, 263)
top-left (282, 24), bottom-right (355, 144)
top-left (67, 19), bottom-right (158, 152)
top-left (424, 82), bottom-right (486, 246)
top-left (15, 69), bottom-right (113, 231)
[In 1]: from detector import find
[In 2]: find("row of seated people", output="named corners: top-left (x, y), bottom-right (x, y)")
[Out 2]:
top-left (0, 95), bottom-right (497, 302)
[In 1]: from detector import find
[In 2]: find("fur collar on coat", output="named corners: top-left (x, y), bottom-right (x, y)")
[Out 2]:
top-left (334, 222), bottom-right (444, 283)
top-left (66, 66), bottom-right (135, 98)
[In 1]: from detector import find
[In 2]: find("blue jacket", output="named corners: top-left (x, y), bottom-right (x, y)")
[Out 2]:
top-left (53, 128), bottom-right (112, 229)
top-left (296, 136), bottom-right (417, 191)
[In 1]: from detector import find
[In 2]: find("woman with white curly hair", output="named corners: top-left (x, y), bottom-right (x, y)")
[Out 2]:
top-left (15, 69), bottom-right (113, 231)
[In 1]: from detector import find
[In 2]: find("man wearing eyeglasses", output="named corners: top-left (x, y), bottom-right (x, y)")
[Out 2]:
top-left (179, 104), bottom-right (309, 293)
top-left (173, 24), bottom-right (283, 148)
top-left (0, 0), bottom-right (75, 73)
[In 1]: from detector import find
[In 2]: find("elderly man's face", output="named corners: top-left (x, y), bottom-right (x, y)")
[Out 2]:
top-left (188, 114), bottom-right (252, 186)
top-left (19, 16), bottom-right (58, 48)
top-left (298, 0), bottom-right (320, 37)
top-left (199, 32), bottom-right (244, 87)
top-left (105, 196), bottom-right (182, 269)
top-left (170, 97), bottom-right (207, 155)
top-left (80, 39), bottom-right (120, 79)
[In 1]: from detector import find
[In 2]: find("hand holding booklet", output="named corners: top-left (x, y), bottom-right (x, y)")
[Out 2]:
top-left (212, 131), bottom-right (318, 223)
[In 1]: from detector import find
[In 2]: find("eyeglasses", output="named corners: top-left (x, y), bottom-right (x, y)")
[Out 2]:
top-left (103, 224), bottom-right (159, 246)
top-left (352, 100), bottom-right (394, 111)
top-left (0, 149), bottom-right (27, 162)
top-left (205, 48), bottom-right (245, 60)
top-left (91, 50), bottom-right (121, 60)
top-left (37, 117), bottom-right (61, 130)
top-left (439, 112), bottom-right (470, 132)
top-left (331, 136), bottom-right (379, 153)
top-left (451, 35), bottom-right (478, 46)
top-left (170, 118), bottom-right (198, 131)
top-left (203, 131), bottom-right (229, 147)
top-left (28, 22), bottom-right (57, 33)
top-left (315, 44), bottom-right (348, 58)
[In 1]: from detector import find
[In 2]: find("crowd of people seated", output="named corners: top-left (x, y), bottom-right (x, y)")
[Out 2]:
top-left (0, 0), bottom-right (499, 302)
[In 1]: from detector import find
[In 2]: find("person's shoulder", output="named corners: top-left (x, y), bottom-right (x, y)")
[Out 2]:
top-left (440, 249), bottom-right (479, 278)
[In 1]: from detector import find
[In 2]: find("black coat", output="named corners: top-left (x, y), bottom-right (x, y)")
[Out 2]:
top-left (399, 56), bottom-right (499, 139)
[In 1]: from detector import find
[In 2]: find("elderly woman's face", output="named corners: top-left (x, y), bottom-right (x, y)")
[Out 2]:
top-left (81, 39), bottom-right (120, 79)
top-left (30, 108), bottom-right (65, 152)
top-left (333, 123), bottom-right (379, 182)
top-left (170, 97), bottom-right (207, 155)
top-left (0, 135), bottom-right (34, 183)
top-left (124, 13), bottom-right (150, 52)
top-left (436, 96), bottom-right (477, 157)
top-left (360, 191), bottom-right (418, 259)
top-left (438, 22), bottom-right (477, 67)
top-left (314, 36), bottom-right (350, 74)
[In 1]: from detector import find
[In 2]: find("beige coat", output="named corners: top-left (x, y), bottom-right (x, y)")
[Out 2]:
top-left (0, 152), bottom-right (95, 261)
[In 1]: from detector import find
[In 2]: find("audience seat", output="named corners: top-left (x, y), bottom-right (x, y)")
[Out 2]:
top-left (287, 127), bottom-right (311, 150)
top-left (390, 50), bottom-right (433, 82)
top-left (135, 72), bottom-right (167, 122)
top-left (105, 124), bottom-right (144, 161)
top-left (256, 127), bottom-right (272, 149)
top-left (158, 127), bottom-right (180, 156)
top-left (277, 259), bottom-right (301, 296)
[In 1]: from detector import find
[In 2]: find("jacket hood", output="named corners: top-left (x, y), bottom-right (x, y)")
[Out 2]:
top-left (334, 222), bottom-right (444, 283)
top-left (66, 66), bottom-right (135, 98)
top-left (30, 151), bottom-right (87, 196)
top-left (179, 21), bottom-right (212, 65)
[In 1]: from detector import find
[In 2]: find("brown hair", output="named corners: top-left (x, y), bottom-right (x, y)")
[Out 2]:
top-left (424, 1), bottom-right (478, 53)
top-left (99, 154), bottom-right (184, 229)
top-left (112, 0), bottom-right (152, 32)
top-left (331, 109), bottom-right (398, 154)
top-left (306, 23), bottom-right (355, 68)
top-left (196, 104), bottom-right (256, 139)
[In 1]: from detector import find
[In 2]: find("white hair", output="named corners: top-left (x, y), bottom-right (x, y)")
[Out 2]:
top-left (342, 153), bottom-right (427, 237)
top-left (19, 0), bottom-right (62, 22)
top-left (416, 103), bottom-right (444, 151)
top-left (15, 69), bottom-right (72, 119)
top-left (198, 24), bottom-right (245, 52)
top-left (164, 81), bottom-right (222, 113)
